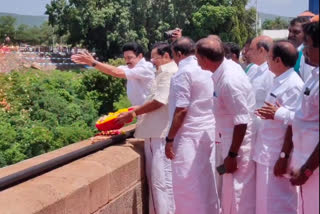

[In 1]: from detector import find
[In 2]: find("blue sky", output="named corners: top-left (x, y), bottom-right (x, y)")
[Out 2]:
top-left (0, 0), bottom-right (310, 17)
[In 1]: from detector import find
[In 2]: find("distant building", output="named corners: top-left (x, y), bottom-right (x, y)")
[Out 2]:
top-left (261, 29), bottom-right (289, 40)
top-left (309, 0), bottom-right (319, 14)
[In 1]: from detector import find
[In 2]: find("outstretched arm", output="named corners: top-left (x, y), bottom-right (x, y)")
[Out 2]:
top-left (71, 51), bottom-right (126, 78)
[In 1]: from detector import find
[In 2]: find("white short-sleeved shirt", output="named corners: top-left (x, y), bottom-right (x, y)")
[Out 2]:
top-left (168, 56), bottom-right (215, 142)
top-left (135, 61), bottom-right (178, 139)
top-left (253, 69), bottom-right (304, 167)
top-left (291, 67), bottom-right (319, 171)
top-left (212, 59), bottom-right (256, 159)
top-left (119, 58), bottom-right (155, 106)
top-left (247, 62), bottom-right (275, 109)
top-left (297, 45), bottom-right (315, 82)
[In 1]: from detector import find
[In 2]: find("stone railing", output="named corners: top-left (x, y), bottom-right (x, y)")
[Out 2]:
top-left (0, 125), bottom-right (147, 214)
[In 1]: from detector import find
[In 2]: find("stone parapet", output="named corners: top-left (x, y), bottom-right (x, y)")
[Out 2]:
top-left (0, 125), bottom-right (147, 214)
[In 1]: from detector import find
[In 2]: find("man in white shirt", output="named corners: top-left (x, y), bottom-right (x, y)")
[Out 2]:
top-left (116, 43), bottom-right (178, 214)
top-left (256, 22), bottom-right (319, 214)
top-left (71, 42), bottom-right (155, 106)
top-left (241, 38), bottom-right (259, 75)
top-left (289, 17), bottom-right (315, 82)
top-left (246, 36), bottom-right (275, 110)
top-left (196, 37), bottom-right (256, 214)
top-left (254, 40), bottom-right (304, 214)
top-left (165, 37), bottom-right (219, 214)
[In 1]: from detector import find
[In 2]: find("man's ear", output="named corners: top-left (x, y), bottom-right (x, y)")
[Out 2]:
top-left (138, 53), bottom-right (143, 58)
top-left (275, 56), bottom-right (281, 64)
top-left (177, 51), bottom-right (183, 58)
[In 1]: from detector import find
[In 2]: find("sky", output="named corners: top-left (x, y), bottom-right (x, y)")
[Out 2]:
top-left (0, 0), bottom-right (310, 17)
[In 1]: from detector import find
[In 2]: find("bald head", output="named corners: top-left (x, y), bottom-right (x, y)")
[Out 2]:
top-left (196, 38), bottom-right (225, 62)
top-left (247, 35), bottom-right (273, 65)
top-left (171, 37), bottom-right (195, 56)
top-left (271, 40), bottom-right (298, 68)
top-left (207, 35), bottom-right (222, 43)
top-left (253, 36), bottom-right (273, 52)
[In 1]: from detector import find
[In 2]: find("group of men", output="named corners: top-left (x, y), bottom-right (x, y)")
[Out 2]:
top-left (71, 17), bottom-right (319, 214)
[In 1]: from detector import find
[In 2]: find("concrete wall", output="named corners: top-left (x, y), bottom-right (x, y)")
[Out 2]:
top-left (0, 125), bottom-right (148, 214)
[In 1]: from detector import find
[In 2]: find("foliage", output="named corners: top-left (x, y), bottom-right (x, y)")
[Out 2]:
top-left (262, 17), bottom-right (289, 30)
top-left (0, 16), bottom-right (59, 46)
top-left (45, 0), bottom-right (256, 59)
top-left (0, 66), bottom-right (126, 167)
top-left (0, 16), bottom-right (16, 41)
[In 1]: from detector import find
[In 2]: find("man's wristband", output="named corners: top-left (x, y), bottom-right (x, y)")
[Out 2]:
top-left (165, 137), bottom-right (174, 143)
top-left (228, 151), bottom-right (238, 158)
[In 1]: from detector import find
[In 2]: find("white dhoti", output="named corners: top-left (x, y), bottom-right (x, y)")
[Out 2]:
top-left (144, 138), bottom-right (175, 214)
top-left (299, 168), bottom-right (319, 214)
top-left (214, 141), bottom-right (224, 200)
top-left (256, 163), bottom-right (298, 214)
top-left (172, 139), bottom-right (220, 214)
top-left (221, 157), bottom-right (256, 214)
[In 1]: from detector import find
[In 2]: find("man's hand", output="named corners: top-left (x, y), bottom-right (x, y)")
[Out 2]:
top-left (171, 28), bottom-right (182, 42)
top-left (165, 142), bottom-right (175, 160)
top-left (97, 115), bottom-right (108, 123)
top-left (255, 101), bottom-right (281, 120)
top-left (224, 156), bottom-right (238, 173)
top-left (290, 169), bottom-right (309, 186)
top-left (274, 158), bottom-right (289, 177)
top-left (71, 50), bottom-right (95, 65)
top-left (115, 112), bottom-right (134, 125)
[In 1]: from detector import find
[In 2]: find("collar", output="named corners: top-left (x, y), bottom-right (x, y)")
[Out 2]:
top-left (297, 44), bottom-right (304, 52)
top-left (274, 68), bottom-right (294, 85)
top-left (178, 55), bottom-right (197, 68)
top-left (258, 61), bottom-right (269, 72)
top-left (136, 57), bottom-right (146, 66)
top-left (159, 61), bottom-right (176, 73)
top-left (211, 58), bottom-right (226, 83)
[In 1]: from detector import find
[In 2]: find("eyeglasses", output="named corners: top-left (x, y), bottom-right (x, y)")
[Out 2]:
top-left (124, 56), bottom-right (137, 61)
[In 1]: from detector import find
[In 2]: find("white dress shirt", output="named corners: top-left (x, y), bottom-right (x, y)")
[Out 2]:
top-left (253, 69), bottom-right (304, 167)
top-left (135, 61), bottom-right (178, 139)
top-left (212, 59), bottom-right (256, 159)
top-left (247, 61), bottom-right (275, 109)
top-left (119, 58), bottom-right (155, 106)
top-left (168, 56), bottom-right (215, 142)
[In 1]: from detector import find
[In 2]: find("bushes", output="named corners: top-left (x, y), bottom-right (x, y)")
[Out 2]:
top-left (0, 66), bottom-right (127, 167)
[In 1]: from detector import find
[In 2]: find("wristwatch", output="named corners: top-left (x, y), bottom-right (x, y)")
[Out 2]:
top-left (92, 61), bottom-right (97, 67)
top-left (165, 137), bottom-right (174, 144)
top-left (280, 152), bottom-right (290, 159)
top-left (228, 151), bottom-right (238, 158)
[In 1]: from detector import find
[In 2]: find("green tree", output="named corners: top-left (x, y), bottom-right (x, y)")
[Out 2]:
top-left (0, 16), bottom-right (16, 41)
top-left (262, 17), bottom-right (289, 30)
top-left (191, 0), bottom-right (256, 47)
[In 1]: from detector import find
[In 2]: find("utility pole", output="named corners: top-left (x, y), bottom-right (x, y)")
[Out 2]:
top-left (255, 0), bottom-right (259, 36)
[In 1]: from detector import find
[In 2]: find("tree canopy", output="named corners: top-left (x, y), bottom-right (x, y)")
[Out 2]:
top-left (262, 17), bottom-right (289, 30)
top-left (46, 0), bottom-right (256, 60)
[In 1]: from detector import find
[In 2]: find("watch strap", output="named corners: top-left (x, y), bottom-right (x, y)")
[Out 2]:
top-left (228, 151), bottom-right (238, 158)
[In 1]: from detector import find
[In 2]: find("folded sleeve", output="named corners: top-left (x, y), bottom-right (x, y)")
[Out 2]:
top-left (172, 72), bottom-right (192, 108)
top-left (224, 84), bottom-right (251, 125)
top-left (274, 106), bottom-right (295, 125)
top-left (153, 73), bottom-right (172, 105)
